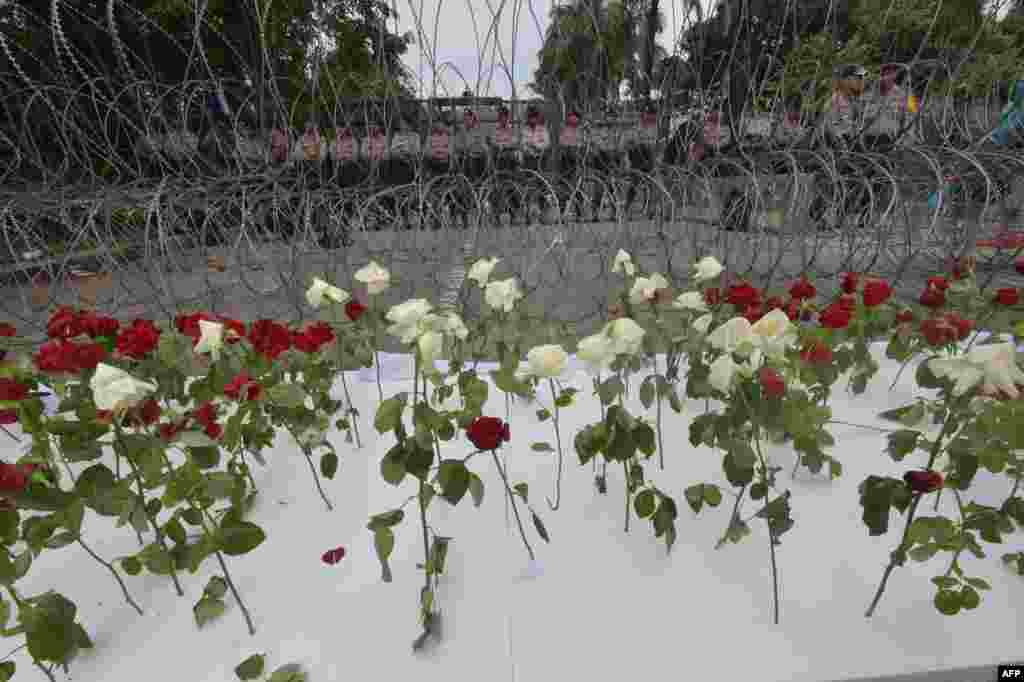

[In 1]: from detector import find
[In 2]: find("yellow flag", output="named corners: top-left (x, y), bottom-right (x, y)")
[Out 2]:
top-left (907, 95), bottom-right (919, 113)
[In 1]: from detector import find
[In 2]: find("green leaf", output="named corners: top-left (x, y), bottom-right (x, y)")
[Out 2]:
top-left (886, 430), bottom-right (920, 461)
top-left (436, 460), bottom-right (471, 506)
top-left (633, 423), bottom-right (656, 457)
top-left (367, 509), bottom-right (404, 531)
top-left (468, 473), bottom-right (485, 508)
top-left (380, 444), bottom-right (407, 486)
top-left (634, 489), bottom-right (656, 518)
top-left (703, 485), bottom-right (723, 507)
top-left (934, 589), bottom-right (961, 615)
top-left (684, 484), bottom-right (705, 513)
top-left (931, 575), bottom-right (959, 590)
top-left (204, 575), bottom-right (229, 600)
top-left (374, 527), bottom-right (395, 583)
top-left (193, 596), bottom-right (226, 628)
top-left (374, 395), bottom-right (407, 434)
top-left (965, 577), bottom-right (991, 591)
top-left (959, 585), bottom-right (980, 610)
top-left (689, 414), bottom-right (716, 447)
top-left (598, 376), bottom-right (624, 405)
top-left (0, 661), bottom-right (14, 681)
top-left (513, 482), bottom-right (528, 503)
top-left (536, 409), bottom-right (551, 422)
top-left (909, 544), bottom-right (939, 562)
top-left (531, 511), bottom-right (550, 543)
top-left (639, 377), bottom-right (656, 409)
top-left (235, 654), bottom-right (266, 680)
top-left (217, 519), bottom-right (266, 556)
top-left (121, 557), bottom-right (142, 576)
top-left (320, 452), bottom-right (339, 480)
top-left (267, 383), bottom-right (307, 408)
top-left (530, 442), bottom-right (554, 453)
top-left (268, 663), bottom-right (306, 682)
top-left (139, 543), bottom-right (174, 575)
top-left (667, 386), bottom-right (683, 413)
top-left (24, 592), bottom-right (78, 663)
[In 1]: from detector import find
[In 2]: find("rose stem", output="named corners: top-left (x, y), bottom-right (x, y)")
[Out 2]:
top-left (76, 537), bottom-right (144, 615)
top-left (214, 549), bottom-right (256, 635)
top-left (339, 371), bottom-right (362, 449)
top-left (492, 452), bottom-right (535, 561)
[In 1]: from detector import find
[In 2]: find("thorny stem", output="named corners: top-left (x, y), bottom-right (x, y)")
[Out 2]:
top-left (655, 356), bottom-right (666, 471)
top-left (77, 537), bottom-right (143, 615)
top-left (750, 424), bottom-right (781, 626)
top-left (504, 391), bottom-right (512, 532)
top-left (240, 451), bottom-right (259, 492)
top-left (545, 379), bottom-right (565, 511)
top-left (339, 371), bottom-right (362, 449)
top-left (492, 452), bottom-right (535, 561)
top-left (214, 549), bottom-right (256, 636)
top-left (866, 403), bottom-right (957, 618)
top-left (0, 425), bottom-right (18, 443)
top-left (35, 661), bottom-right (56, 682)
top-left (623, 460), bottom-right (631, 533)
top-left (290, 431), bottom-right (333, 510)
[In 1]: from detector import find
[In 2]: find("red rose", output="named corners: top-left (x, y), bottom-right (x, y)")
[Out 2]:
top-left (34, 340), bottom-right (78, 373)
top-left (80, 313), bottom-right (120, 338)
top-left (345, 300), bottom-right (368, 322)
top-left (919, 286), bottom-right (945, 308)
top-left (926, 276), bottom-right (949, 292)
top-left (837, 294), bottom-right (858, 309)
top-left (47, 307), bottom-right (82, 339)
top-left (193, 401), bottom-right (217, 426)
top-left (0, 323), bottom-right (14, 362)
top-left (73, 342), bottom-right (107, 370)
top-left (0, 410), bottom-right (17, 425)
top-left (951, 256), bottom-right (974, 280)
top-left (0, 378), bottom-right (29, 402)
top-left (764, 296), bottom-right (786, 311)
top-left (175, 312), bottom-right (214, 341)
top-left (138, 399), bottom-right (161, 425)
top-left (703, 288), bottom-right (722, 306)
top-left (1016, 257), bottom-right (1024, 276)
top-left (789, 277), bottom-right (816, 301)
top-left (292, 322), bottom-right (335, 354)
top-left (0, 462), bottom-right (35, 493)
top-left (220, 318), bottom-right (246, 344)
top-left (725, 282), bottom-right (761, 307)
top-left (116, 320), bottom-right (161, 359)
top-left (819, 303), bottom-right (852, 329)
top-left (248, 320), bottom-right (291, 359)
top-left (224, 372), bottom-right (262, 401)
top-left (949, 314), bottom-right (973, 340)
top-left (743, 304), bottom-right (765, 323)
top-left (204, 422), bottom-right (223, 439)
top-left (784, 301), bottom-right (801, 322)
top-left (920, 317), bottom-right (957, 347)
top-left (903, 470), bottom-right (943, 494)
top-left (322, 546), bottom-right (346, 565)
top-left (994, 288), bottom-right (1020, 306)
top-left (863, 280), bottom-right (893, 307)
top-left (465, 416), bottom-right (511, 451)
top-left (158, 421), bottom-right (181, 441)
top-left (841, 272), bottom-right (859, 294)
top-left (895, 309), bottom-right (914, 324)
top-left (758, 367), bottom-right (786, 398)
top-left (801, 340), bottom-right (833, 366)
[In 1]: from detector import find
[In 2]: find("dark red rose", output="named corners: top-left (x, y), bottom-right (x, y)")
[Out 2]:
top-left (80, 312), bottom-right (120, 338)
top-left (919, 286), bottom-right (945, 308)
top-left (758, 367), bottom-right (786, 398)
top-left (784, 301), bottom-right (801, 322)
top-left (224, 372), bottom-right (262, 401)
top-left (703, 288), bottom-right (722, 306)
top-left (0, 378), bottom-right (29, 402)
top-left (322, 546), bottom-right (346, 565)
top-left (204, 422), bottom-right (223, 439)
top-left (116, 320), bottom-right (161, 359)
top-left (0, 410), bottom-right (17, 425)
top-left (248, 320), bottom-right (291, 359)
top-left (138, 399), bottom-right (161, 425)
top-left (841, 272), bottom-right (859, 294)
top-left (764, 296), bottom-right (786, 311)
top-left (903, 470), bottom-right (943, 494)
top-left (0, 323), bottom-right (14, 362)
top-left (863, 280), bottom-right (893, 307)
top-left (994, 288), bottom-right (1020, 306)
top-left (292, 322), bottom-right (335, 354)
top-left (837, 294), bottom-right (858, 309)
top-left (0, 462), bottom-right (34, 493)
top-left (801, 340), bottom-right (833, 366)
top-left (1016, 257), bottom-right (1024, 276)
top-left (34, 340), bottom-right (78, 373)
top-left (345, 300), bottom-right (368, 322)
top-left (465, 416), bottom-right (511, 451)
top-left (926, 276), bottom-right (949, 292)
top-left (158, 419), bottom-right (187, 442)
top-left (73, 342), bottom-right (107, 370)
top-left (742, 304), bottom-right (764, 323)
top-left (920, 317), bottom-right (957, 347)
top-left (789, 277), bottom-right (816, 301)
top-left (725, 282), bottom-right (761, 308)
top-left (819, 303), bottom-right (852, 329)
top-left (192, 402), bottom-right (220, 439)
top-left (950, 314), bottom-right (973, 340)
top-left (220, 318), bottom-right (246, 344)
top-left (47, 307), bottom-right (82, 339)
top-left (176, 312), bottom-right (210, 339)
top-left (895, 309), bottom-right (914, 324)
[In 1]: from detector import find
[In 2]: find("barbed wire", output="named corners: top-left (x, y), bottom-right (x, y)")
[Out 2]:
top-left (0, 0), bottom-right (1022, 348)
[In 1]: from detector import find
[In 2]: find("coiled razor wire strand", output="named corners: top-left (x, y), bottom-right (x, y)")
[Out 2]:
top-left (0, 0), bottom-right (1022, 349)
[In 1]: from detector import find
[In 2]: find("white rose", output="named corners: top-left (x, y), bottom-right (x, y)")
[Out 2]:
top-left (629, 273), bottom-right (670, 304)
top-left (693, 256), bottom-right (724, 283)
top-left (524, 344), bottom-right (569, 378)
top-left (194, 320), bottom-right (224, 360)
top-left (577, 334), bottom-right (616, 374)
top-left (306, 277), bottom-right (350, 308)
top-left (444, 312), bottom-right (469, 341)
top-left (90, 363), bottom-right (157, 412)
top-left (354, 261), bottom-right (391, 295)
top-left (673, 291), bottom-right (709, 312)
top-left (749, 309), bottom-right (797, 359)
top-left (418, 331), bottom-right (445, 366)
top-left (693, 313), bottom-right (713, 335)
top-left (605, 317), bottom-right (646, 356)
top-left (929, 342), bottom-right (1024, 398)
top-left (707, 316), bottom-right (755, 355)
top-left (708, 354), bottom-right (739, 394)
top-left (612, 249), bottom-right (635, 277)
top-left (467, 258), bottom-right (501, 287)
top-left (737, 348), bottom-right (765, 377)
top-left (484, 278), bottom-right (523, 312)
top-left (386, 299), bottom-right (433, 343)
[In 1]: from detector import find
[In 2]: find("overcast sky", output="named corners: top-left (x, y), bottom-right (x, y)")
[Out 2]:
top-left (391, 0), bottom-right (717, 99)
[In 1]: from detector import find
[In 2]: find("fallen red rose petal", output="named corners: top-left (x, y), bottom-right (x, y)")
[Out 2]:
top-left (322, 547), bottom-right (346, 565)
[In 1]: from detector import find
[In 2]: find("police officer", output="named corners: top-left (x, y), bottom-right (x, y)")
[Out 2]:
top-left (624, 100), bottom-right (657, 218)
top-left (424, 111), bottom-right (454, 230)
top-left (557, 109), bottom-right (585, 221)
top-left (387, 111), bottom-right (421, 230)
top-left (457, 106), bottom-right (488, 228)
top-left (490, 104), bottom-right (520, 225)
top-left (522, 104), bottom-right (552, 223)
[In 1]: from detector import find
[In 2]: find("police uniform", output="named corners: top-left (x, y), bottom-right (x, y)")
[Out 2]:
top-left (387, 121), bottom-right (421, 229)
top-left (624, 108), bottom-right (657, 215)
top-left (424, 122), bottom-right (453, 229)
top-left (558, 114), bottom-right (584, 220)
top-left (490, 110), bottom-right (520, 223)
top-left (522, 112), bottom-right (552, 221)
top-left (457, 111), bottom-right (489, 227)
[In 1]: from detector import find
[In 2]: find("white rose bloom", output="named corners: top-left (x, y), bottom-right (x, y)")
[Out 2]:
top-left (484, 278), bottom-right (523, 312)
top-left (306, 277), bottom-right (350, 308)
top-left (749, 309), bottom-right (798, 359)
top-left (467, 258), bottom-right (501, 287)
top-left (737, 348), bottom-right (765, 377)
top-left (693, 256), bottom-right (724, 283)
top-left (707, 316), bottom-right (755, 355)
top-left (605, 317), bottom-right (646, 356)
top-left (708, 354), bottom-right (739, 394)
top-left (673, 291), bottom-right (709, 312)
top-left (194, 320), bottom-right (224, 360)
top-left (386, 299), bottom-right (433, 343)
top-left (90, 363), bottom-right (157, 412)
top-left (693, 313), bottom-right (714, 335)
top-left (629, 273), bottom-right (670, 304)
top-left (354, 261), bottom-right (391, 295)
top-left (418, 331), bottom-right (445, 366)
top-left (929, 342), bottom-right (1024, 398)
top-left (577, 334), bottom-right (617, 374)
top-left (444, 312), bottom-right (469, 341)
top-left (524, 344), bottom-right (569, 378)
top-left (612, 249), bottom-right (635, 277)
